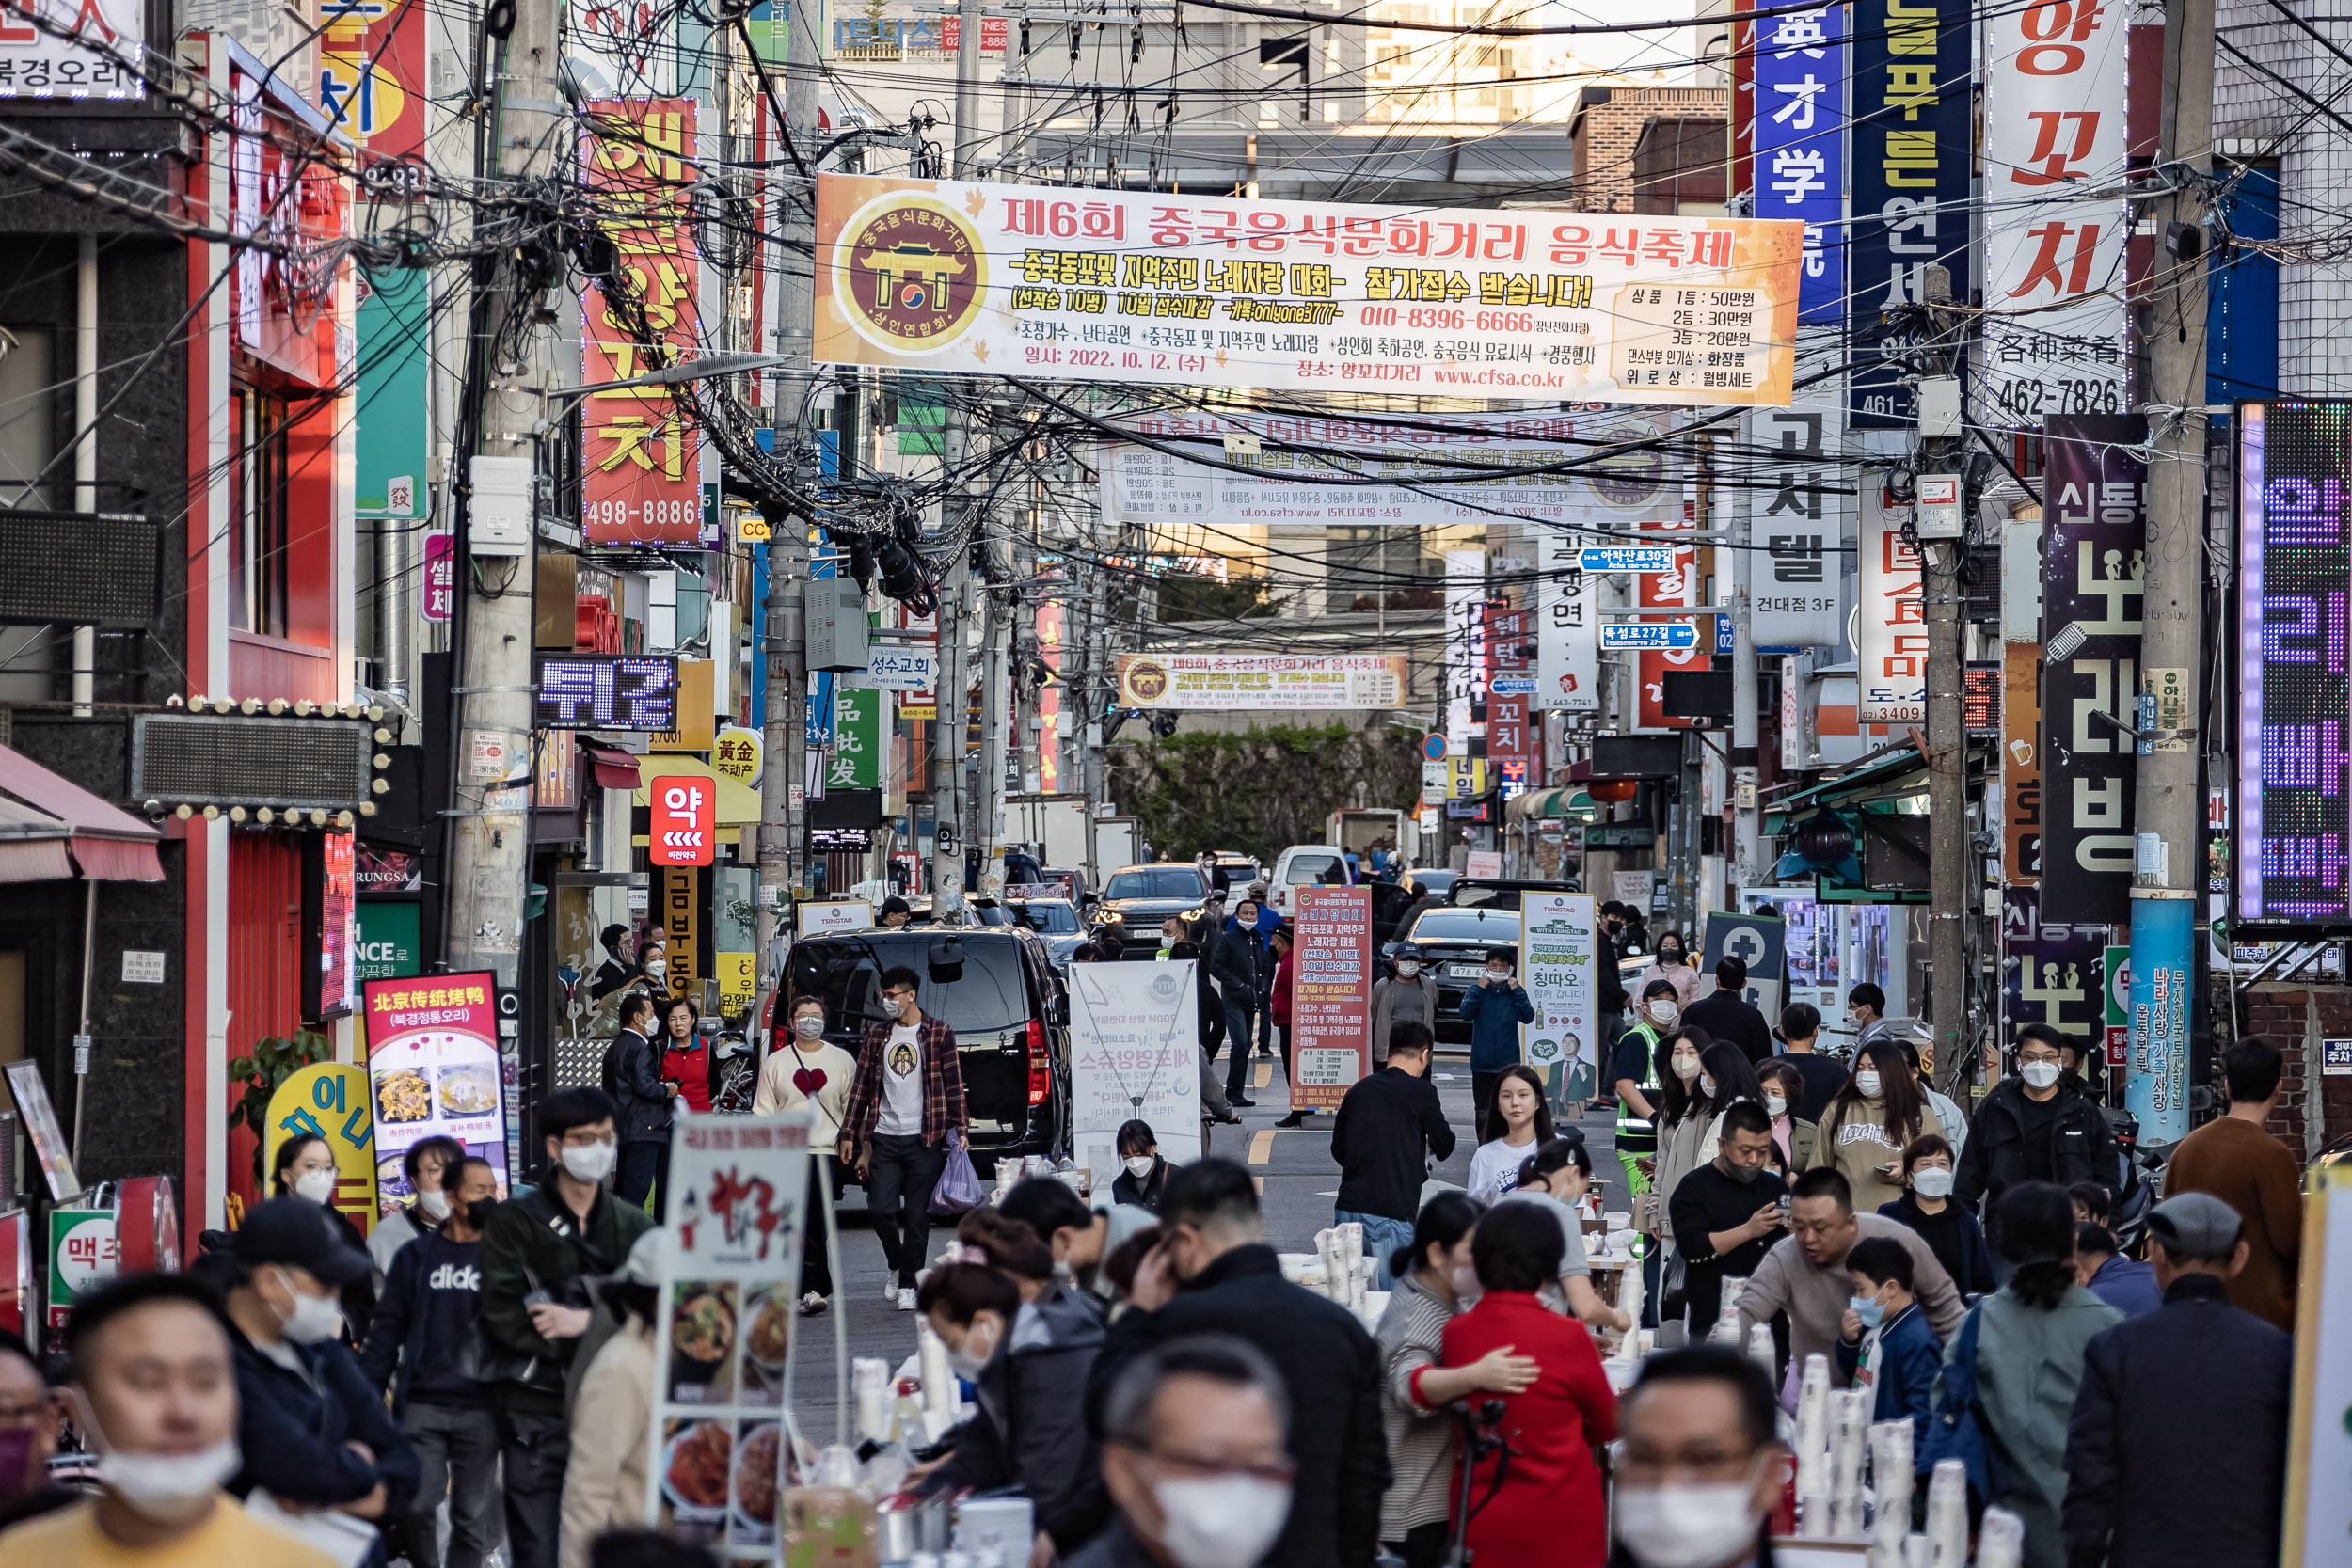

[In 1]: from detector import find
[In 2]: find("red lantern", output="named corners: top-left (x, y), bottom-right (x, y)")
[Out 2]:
top-left (1587, 778), bottom-right (1639, 803)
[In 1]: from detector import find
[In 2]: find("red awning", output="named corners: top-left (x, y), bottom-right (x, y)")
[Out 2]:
top-left (580, 739), bottom-right (642, 792)
top-left (0, 745), bottom-right (165, 883)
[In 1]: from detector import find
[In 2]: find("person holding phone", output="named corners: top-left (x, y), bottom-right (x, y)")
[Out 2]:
top-left (1805, 1040), bottom-right (1943, 1215)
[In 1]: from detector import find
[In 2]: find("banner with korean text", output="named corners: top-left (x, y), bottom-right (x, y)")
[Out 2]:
top-left (1751, 0), bottom-right (1845, 324)
top-left (815, 175), bottom-right (1804, 404)
top-left (1115, 652), bottom-right (1407, 711)
top-left (1636, 516), bottom-right (1702, 730)
top-left (1069, 961), bottom-right (1202, 1196)
top-left (1857, 476), bottom-right (1926, 723)
top-left (361, 972), bottom-right (511, 1205)
top-left (1520, 893), bottom-right (1600, 1106)
top-left (1289, 886), bottom-right (1373, 1111)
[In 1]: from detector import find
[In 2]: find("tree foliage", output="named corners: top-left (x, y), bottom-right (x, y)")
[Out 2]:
top-left (1104, 721), bottom-right (1425, 863)
top-left (1155, 572), bottom-right (1283, 622)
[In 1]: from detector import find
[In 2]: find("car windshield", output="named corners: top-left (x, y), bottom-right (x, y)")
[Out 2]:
top-left (1413, 870), bottom-right (1457, 895)
top-left (1106, 869), bottom-right (1203, 899)
top-left (1283, 853), bottom-right (1341, 883)
top-left (1452, 883), bottom-right (1524, 911)
top-left (787, 933), bottom-right (1031, 1034)
top-left (1003, 899), bottom-right (1079, 933)
top-left (1406, 908), bottom-right (1523, 942)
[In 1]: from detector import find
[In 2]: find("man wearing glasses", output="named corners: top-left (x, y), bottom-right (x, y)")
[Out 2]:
top-left (1613, 1344), bottom-right (1790, 1568)
top-left (839, 964), bottom-right (968, 1311)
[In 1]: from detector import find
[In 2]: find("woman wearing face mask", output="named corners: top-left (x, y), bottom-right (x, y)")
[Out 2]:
top-left (1465, 1066), bottom-right (1555, 1201)
top-left (1112, 1121), bottom-right (1168, 1211)
top-left (559, 1232), bottom-right (660, 1568)
top-left (656, 996), bottom-right (711, 1115)
top-left (1754, 1059), bottom-right (1816, 1174)
top-left (221, 1197), bottom-right (421, 1550)
top-left (1636, 932), bottom-right (1701, 1010)
top-left (1648, 1027), bottom-right (1723, 1277)
top-left (1439, 1199), bottom-right (1619, 1568)
top-left (1374, 1194), bottom-right (1539, 1568)
top-left (272, 1135), bottom-right (377, 1345)
top-left (914, 1247), bottom-right (1106, 1554)
top-left (366, 1135), bottom-right (466, 1286)
top-left (1806, 1040), bottom-right (1944, 1214)
top-left (954, 1207), bottom-right (1061, 1302)
top-left (1878, 1133), bottom-right (1994, 1298)
top-left (1370, 942), bottom-right (1439, 1071)
top-left (755, 995), bottom-right (859, 1315)
top-left (1691, 1042), bottom-right (1769, 1165)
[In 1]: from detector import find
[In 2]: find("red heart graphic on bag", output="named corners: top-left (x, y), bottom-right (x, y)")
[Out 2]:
top-left (792, 1066), bottom-right (827, 1095)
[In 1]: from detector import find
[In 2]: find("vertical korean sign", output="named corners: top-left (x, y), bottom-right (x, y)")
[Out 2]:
top-left (1445, 550), bottom-right (1486, 752)
top-left (363, 972), bottom-right (512, 1196)
top-left (1637, 517), bottom-right (1701, 730)
top-left (1068, 961), bottom-right (1202, 1196)
top-left (1848, 0), bottom-right (1972, 426)
top-left (1288, 886), bottom-right (1372, 1111)
top-left (1751, 404), bottom-right (1849, 648)
top-left (1981, 0), bottom-right (2129, 424)
top-left (1752, 0), bottom-right (1845, 325)
top-left (583, 100), bottom-right (705, 546)
top-left (1486, 604), bottom-right (1534, 794)
top-left (1537, 410), bottom-right (1675, 714)
top-left (1857, 476), bottom-right (1926, 722)
top-left (645, 1114), bottom-right (814, 1558)
top-left (1519, 893), bottom-right (1599, 1106)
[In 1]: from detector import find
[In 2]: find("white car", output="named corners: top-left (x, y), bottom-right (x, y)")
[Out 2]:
top-left (1265, 844), bottom-right (1352, 915)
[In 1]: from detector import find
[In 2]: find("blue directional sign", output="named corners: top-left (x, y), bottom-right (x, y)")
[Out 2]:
top-left (1579, 546), bottom-right (1677, 573)
top-left (1598, 621), bottom-right (1700, 651)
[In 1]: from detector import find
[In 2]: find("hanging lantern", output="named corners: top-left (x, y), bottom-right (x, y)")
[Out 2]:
top-left (1796, 808), bottom-right (1856, 868)
top-left (1587, 778), bottom-right (1639, 803)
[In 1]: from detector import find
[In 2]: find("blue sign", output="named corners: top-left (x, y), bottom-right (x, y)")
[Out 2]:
top-left (1752, 1), bottom-right (1845, 325)
top-left (2125, 895), bottom-right (2193, 1144)
top-left (1598, 622), bottom-right (1699, 651)
top-left (1422, 734), bottom-right (1448, 762)
top-left (1579, 546), bottom-right (1676, 573)
top-left (1490, 675), bottom-right (1536, 696)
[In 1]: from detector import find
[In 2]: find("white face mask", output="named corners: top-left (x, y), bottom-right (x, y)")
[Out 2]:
top-left (1450, 1263), bottom-right (1482, 1305)
top-left (2020, 1058), bottom-right (2062, 1089)
top-left (1125, 1155), bottom-right (1157, 1179)
top-left (1698, 1075), bottom-right (1715, 1098)
top-left (794, 1015), bottom-right (826, 1040)
top-left (882, 997), bottom-right (907, 1020)
top-left (559, 1138), bottom-right (618, 1183)
top-left (946, 1319), bottom-right (999, 1382)
top-left (418, 1188), bottom-right (452, 1222)
top-left (1152, 1473), bottom-right (1294, 1568)
top-left (1394, 960), bottom-right (1422, 978)
top-left (1673, 1054), bottom-right (1701, 1083)
top-left (1484, 969), bottom-right (1510, 984)
top-left (643, 957), bottom-right (667, 980)
top-left (1854, 1070), bottom-right (1883, 1098)
top-left (1912, 1166), bottom-right (1956, 1198)
top-left (99, 1440), bottom-right (243, 1523)
top-left (1615, 1477), bottom-right (1762, 1568)
top-left (292, 1168), bottom-right (336, 1206)
top-left (1648, 1002), bottom-right (1677, 1024)
top-left (1763, 1094), bottom-right (1788, 1118)
top-left (272, 1270), bottom-right (344, 1345)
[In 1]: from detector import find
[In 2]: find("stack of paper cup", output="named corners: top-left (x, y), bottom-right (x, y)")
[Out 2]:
top-left (1925, 1460), bottom-right (1968, 1568)
top-left (1830, 1390), bottom-right (1868, 1535)
top-left (1976, 1507), bottom-right (2026, 1568)
top-left (1338, 1222), bottom-right (1364, 1308)
top-left (853, 1358), bottom-right (894, 1442)
top-left (1747, 1323), bottom-right (1776, 1389)
top-left (1793, 1354), bottom-right (1832, 1497)
top-left (916, 1320), bottom-right (957, 1415)
top-left (1900, 1534), bottom-right (1934, 1568)
top-left (1868, 1419), bottom-right (1915, 1562)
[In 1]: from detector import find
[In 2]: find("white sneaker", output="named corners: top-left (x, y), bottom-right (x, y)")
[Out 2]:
top-left (896, 1287), bottom-right (917, 1311)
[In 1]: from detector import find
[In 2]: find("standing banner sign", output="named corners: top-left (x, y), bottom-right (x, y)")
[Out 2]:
top-left (644, 1113), bottom-right (815, 1554)
top-left (2125, 897), bottom-right (2193, 1143)
top-left (1289, 886), bottom-right (1373, 1110)
top-left (362, 974), bottom-right (511, 1206)
top-left (1520, 894), bottom-right (1600, 1105)
top-left (1857, 477), bottom-right (1926, 722)
top-left (2282, 1160), bottom-right (2352, 1567)
top-left (1068, 960), bottom-right (1203, 1196)
top-left (262, 1064), bottom-right (379, 1235)
top-left (1702, 911), bottom-right (1788, 1022)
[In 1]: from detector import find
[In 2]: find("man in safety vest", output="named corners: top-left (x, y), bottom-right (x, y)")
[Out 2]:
top-left (1612, 978), bottom-right (1680, 1199)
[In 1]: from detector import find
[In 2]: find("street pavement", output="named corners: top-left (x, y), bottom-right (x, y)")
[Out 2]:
top-left (784, 1047), bottom-right (1621, 1441)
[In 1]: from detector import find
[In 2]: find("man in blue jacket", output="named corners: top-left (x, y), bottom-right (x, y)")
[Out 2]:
top-left (1458, 944), bottom-right (1534, 1143)
top-left (1835, 1236), bottom-right (1941, 1453)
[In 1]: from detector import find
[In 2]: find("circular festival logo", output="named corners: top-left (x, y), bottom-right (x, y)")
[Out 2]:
top-left (1124, 659), bottom-right (1170, 703)
top-left (837, 191), bottom-right (988, 353)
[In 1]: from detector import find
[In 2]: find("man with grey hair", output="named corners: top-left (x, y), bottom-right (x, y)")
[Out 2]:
top-left (1065, 1336), bottom-right (1295, 1568)
top-left (2062, 1193), bottom-right (2293, 1568)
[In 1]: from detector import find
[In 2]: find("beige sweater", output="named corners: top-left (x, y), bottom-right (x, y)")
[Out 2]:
top-left (1734, 1213), bottom-right (1963, 1385)
top-left (753, 1038), bottom-right (857, 1145)
top-left (562, 1319), bottom-right (656, 1568)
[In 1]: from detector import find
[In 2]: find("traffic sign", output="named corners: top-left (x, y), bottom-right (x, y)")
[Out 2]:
top-left (649, 775), bottom-right (716, 866)
top-left (1422, 733), bottom-right (1448, 762)
top-left (1598, 621), bottom-right (1699, 650)
top-left (1580, 546), bottom-right (1677, 573)
top-left (1489, 675), bottom-right (1535, 696)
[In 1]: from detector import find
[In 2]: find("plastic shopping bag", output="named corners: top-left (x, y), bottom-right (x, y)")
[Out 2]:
top-left (929, 1128), bottom-right (983, 1216)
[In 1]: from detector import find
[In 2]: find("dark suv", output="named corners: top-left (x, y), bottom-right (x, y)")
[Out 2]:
top-left (785, 927), bottom-right (1069, 1175)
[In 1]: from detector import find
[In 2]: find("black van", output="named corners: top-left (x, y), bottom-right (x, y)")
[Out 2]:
top-left (785, 927), bottom-right (1069, 1175)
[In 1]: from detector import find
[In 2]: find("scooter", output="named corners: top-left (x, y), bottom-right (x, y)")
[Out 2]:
top-left (2105, 1107), bottom-right (2170, 1257)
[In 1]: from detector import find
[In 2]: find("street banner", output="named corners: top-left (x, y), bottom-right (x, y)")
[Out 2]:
top-left (1702, 911), bottom-right (1788, 1022)
top-left (2004, 641), bottom-right (2043, 882)
top-left (827, 687), bottom-right (883, 790)
top-left (45, 1207), bottom-right (114, 1334)
top-left (1750, 0), bottom-right (1845, 324)
top-left (361, 974), bottom-right (510, 1210)
top-left (1446, 550), bottom-right (1486, 753)
top-left (1981, 0), bottom-right (2130, 427)
top-left (2000, 886), bottom-right (2105, 1040)
top-left (1847, 0), bottom-right (1972, 426)
top-left (262, 1064), bottom-right (380, 1234)
top-left (1520, 893), bottom-right (1600, 1105)
top-left (1857, 477), bottom-right (1926, 723)
top-left (1068, 960), bottom-right (1203, 1196)
top-left (2282, 1159), bottom-right (2352, 1567)
top-left (814, 174), bottom-right (1804, 404)
top-left (1635, 516), bottom-right (1702, 731)
top-left (2125, 896), bottom-right (2193, 1142)
top-left (2041, 415), bottom-right (2144, 924)
top-left (2103, 943), bottom-right (2129, 1067)
top-left (1115, 653), bottom-right (1407, 711)
top-left (1537, 524), bottom-right (1601, 713)
top-left (644, 1113), bottom-right (815, 1553)
top-left (797, 899), bottom-right (873, 937)
top-left (1750, 384), bottom-right (1851, 649)
top-left (1289, 886), bottom-right (1374, 1111)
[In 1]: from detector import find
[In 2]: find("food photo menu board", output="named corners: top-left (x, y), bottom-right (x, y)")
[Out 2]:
top-left (361, 973), bottom-right (512, 1203)
top-left (644, 1113), bottom-right (815, 1559)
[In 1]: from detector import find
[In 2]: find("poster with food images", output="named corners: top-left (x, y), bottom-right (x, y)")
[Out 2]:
top-left (361, 973), bottom-right (511, 1208)
top-left (645, 1113), bottom-right (816, 1559)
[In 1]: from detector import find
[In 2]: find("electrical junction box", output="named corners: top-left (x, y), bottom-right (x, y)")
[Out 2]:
top-left (469, 456), bottom-right (533, 558)
top-left (1915, 475), bottom-right (1964, 540)
top-left (1916, 376), bottom-right (1963, 437)
top-left (803, 578), bottom-right (872, 673)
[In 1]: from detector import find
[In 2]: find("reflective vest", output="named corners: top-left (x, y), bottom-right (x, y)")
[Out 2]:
top-left (1614, 1022), bottom-right (1663, 1151)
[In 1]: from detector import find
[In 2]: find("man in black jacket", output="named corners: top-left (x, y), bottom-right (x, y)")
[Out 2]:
top-left (1329, 1022), bottom-right (1454, 1288)
top-left (1085, 1159), bottom-right (1388, 1568)
top-left (2062, 1192), bottom-right (2292, 1568)
top-left (604, 993), bottom-right (676, 1213)
top-left (1953, 1025), bottom-right (2119, 1249)
top-left (1680, 957), bottom-right (1774, 1065)
top-left (1209, 897), bottom-right (1278, 1107)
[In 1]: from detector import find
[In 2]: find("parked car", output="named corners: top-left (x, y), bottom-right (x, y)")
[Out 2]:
top-left (1403, 867), bottom-right (1458, 899)
top-left (1205, 850), bottom-right (1260, 890)
top-left (784, 927), bottom-right (1068, 1175)
top-left (1265, 844), bottom-right (1353, 915)
top-left (1038, 866), bottom-right (1097, 910)
top-left (1092, 863), bottom-right (1214, 957)
top-left (1383, 904), bottom-right (1524, 1045)
top-left (1445, 877), bottom-right (1580, 912)
top-left (988, 894), bottom-right (1090, 972)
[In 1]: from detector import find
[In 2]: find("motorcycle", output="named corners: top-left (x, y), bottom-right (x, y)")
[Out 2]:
top-left (2105, 1107), bottom-right (2169, 1257)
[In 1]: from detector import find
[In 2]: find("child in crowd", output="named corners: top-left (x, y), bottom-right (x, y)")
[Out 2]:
top-left (1836, 1236), bottom-right (1941, 1458)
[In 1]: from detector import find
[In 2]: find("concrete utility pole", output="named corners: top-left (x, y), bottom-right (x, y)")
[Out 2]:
top-left (2126, 0), bottom-right (2214, 1144)
top-left (445, 0), bottom-right (569, 987)
top-left (1730, 425), bottom-right (1760, 895)
top-left (1919, 270), bottom-right (1969, 1095)
top-left (755, 0), bottom-right (822, 1012)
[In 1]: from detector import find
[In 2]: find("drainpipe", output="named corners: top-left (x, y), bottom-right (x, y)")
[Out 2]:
top-left (72, 234), bottom-right (96, 716)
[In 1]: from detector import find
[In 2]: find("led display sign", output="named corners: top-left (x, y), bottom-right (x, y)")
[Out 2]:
top-left (534, 657), bottom-right (680, 731)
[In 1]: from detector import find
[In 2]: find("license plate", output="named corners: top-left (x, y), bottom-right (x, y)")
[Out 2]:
top-left (1445, 963), bottom-right (1486, 980)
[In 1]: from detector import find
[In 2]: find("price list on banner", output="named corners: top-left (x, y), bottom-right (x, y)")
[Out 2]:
top-left (1287, 886), bottom-right (1373, 1111)
top-left (644, 1114), bottom-right (814, 1560)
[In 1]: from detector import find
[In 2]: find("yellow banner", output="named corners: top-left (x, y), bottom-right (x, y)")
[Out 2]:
top-left (262, 1065), bottom-right (379, 1235)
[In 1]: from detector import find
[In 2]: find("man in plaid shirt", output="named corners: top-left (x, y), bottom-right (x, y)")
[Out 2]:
top-left (838, 963), bottom-right (969, 1308)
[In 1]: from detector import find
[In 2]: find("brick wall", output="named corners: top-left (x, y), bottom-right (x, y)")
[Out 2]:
top-left (2233, 985), bottom-right (2352, 1160)
top-left (1568, 87), bottom-right (1729, 213)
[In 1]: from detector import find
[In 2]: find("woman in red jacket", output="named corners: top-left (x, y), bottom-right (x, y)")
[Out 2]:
top-left (1269, 926), bottom-right (1310, 1126)
top-left (1440, 1197), bottom-right (1619, 1568)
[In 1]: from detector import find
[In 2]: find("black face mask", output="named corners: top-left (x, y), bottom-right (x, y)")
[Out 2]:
top-left (463, 1196), bottom-right (499, 1230)
top-left (1721, 1158), bottom-right (1761, 1185)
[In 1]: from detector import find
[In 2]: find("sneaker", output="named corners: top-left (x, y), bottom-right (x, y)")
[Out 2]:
top-left (1230, 1095), bottom-right (1256, 1108)
top-left (896, 1287), bottom-right (917, 1311)
top-left (883, 1279), bottom-right (901, 1305)
top-left (799, 1291), bottom-right (829, 1318)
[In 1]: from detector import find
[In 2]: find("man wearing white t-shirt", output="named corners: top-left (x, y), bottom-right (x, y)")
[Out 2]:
top-left (839, 964), bottom-right (968, 1309)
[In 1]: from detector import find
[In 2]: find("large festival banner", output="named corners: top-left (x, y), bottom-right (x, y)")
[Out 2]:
top-left (1115, 653), bottom-right (1407, 711)
top-left (815, 174), bottom-right (1804, 404)
top-left (1520, 893), bottom-right (1600, 1105)
top-left (1289, 886), bottom-right (1373, 1111)
top-left (1068, 961), bottom-right (1203, 1196)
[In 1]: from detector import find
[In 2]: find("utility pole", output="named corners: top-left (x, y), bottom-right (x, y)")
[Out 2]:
top-left (445, 0), bottom-right (569, 988)
top-left (755, 0), bottom-right (821, 1013)
top-left (1730, 427), bottom-right (1760, 897)
top-left (1918, 267), bottom-right (1969, 1094)
top-left (2126, 0), bottom-right (2214, 1145)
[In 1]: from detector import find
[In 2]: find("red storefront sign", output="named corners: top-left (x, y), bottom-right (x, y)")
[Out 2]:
top-left (230, 51), bottom-right (351, 390)
top-left (650, 774), bottom-right (716, 866)
top-left (1637, 515), bottom-right (1700, 730)
top-left (1287, 886), bottom-right (1372, 1112)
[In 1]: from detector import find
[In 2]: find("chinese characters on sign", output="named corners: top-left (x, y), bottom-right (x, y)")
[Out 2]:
top-left (1287, 887), bottom-right (1372, 1111)
top-left (826, 687), bottom-right (882, 791)
top-left (362, 973), bottom-right (512, 1197)
top-left (814, 175), bottom-right (1804, 405)
top-left (1857, 476), bottom-right (1925, 722)
top-left (1751, 1), bottom-right (1845, 324)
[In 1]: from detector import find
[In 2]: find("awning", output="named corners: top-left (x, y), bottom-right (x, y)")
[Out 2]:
top-left (632, 758), bottom-right (761, 827)
top-left (0, 745), bottom-right (165, 882)
top-left (580, 739), bottom-right (643, 792)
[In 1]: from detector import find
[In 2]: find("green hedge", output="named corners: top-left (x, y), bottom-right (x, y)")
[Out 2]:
top-left (1102, 721), bottom-right (1425, 864)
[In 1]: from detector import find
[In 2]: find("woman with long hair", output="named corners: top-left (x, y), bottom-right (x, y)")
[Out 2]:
top-left (1464, 1065), bottom-right (1556, 1200)
top-left (1635, 930), bottom-right (1702, 1008)
top-left (1692, 1039), bottom-right (1768, 1164)
top-left (1374, 1194), bottom-right (1539, 1568)
top-left (1755, 1058), bottom-right (1811, 1173)
top-left (271, 1133), bottom-right (376, 1341)
top-left (1808, 1038), bottom-right (1945, 1212)
top-left (1648, 1026), bottom-right (1720, 1269)
top-left (1935, 1182), bottom-right (2120, 1566)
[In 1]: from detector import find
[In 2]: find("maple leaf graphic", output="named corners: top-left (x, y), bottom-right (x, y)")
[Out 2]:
top-left (964, 189), bottom-right (986, 215)
top-left (1215, 349), bottom-right (1228, 370)
top-left (972, 340), bottom-right (990, 362)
